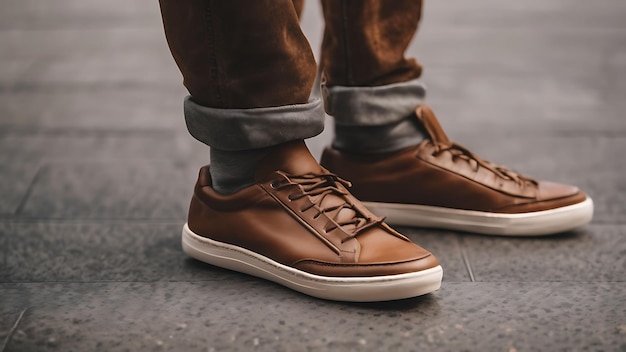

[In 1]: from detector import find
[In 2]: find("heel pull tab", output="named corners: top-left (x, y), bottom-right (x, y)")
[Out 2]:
top-left (415, 104), bottom-right (450, 145)
top-left (197, 165), bottom-right (213, 187)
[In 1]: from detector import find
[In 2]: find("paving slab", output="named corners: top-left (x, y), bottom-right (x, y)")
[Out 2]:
top-left (423, 0), bottom-right (626, 30)
top-left (462, 224), bottom-right (626, 282)
top-left (416, 1), bottom-right (626, 75)
top-left (418, 69), bottom-right (622, 116)
top-left (1, 32), bottom-right (178, 90)
top-left (0, 0), bottom-right (156, 30)
top-left (0, 57), bottom-right (37, 88)
top-left (0, 84), bottom-right (186, 131)
top-left (3, 221), bottom-right (186, 283)
top-left (416, 26), bottom-right (626, 75)
top-left (0, 129), bottom-right (180, 164)
top-left (0, 281), bottom-right (623, 351)
top-left (0, 163), bottom-right (38, 216)
top-left (0, 87), bottom-right (186, 131)
top-left (418, 100), bottom-right (626, 135)
top-left (16, 162), bottom-right (192, 220)
top-left (0, 27), bottom-right (172, 62)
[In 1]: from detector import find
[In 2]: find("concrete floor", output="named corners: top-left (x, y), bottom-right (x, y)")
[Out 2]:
top-left (1, 0), bottom-right (625, 351)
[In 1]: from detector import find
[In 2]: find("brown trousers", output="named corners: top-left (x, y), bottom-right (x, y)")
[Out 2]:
top-left (159, 0), bottom-right (423, 110)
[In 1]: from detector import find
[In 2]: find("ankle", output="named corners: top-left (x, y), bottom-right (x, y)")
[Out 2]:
top-left (209, 145), bottom-right (277, 194)
top-left (209, 139), bottom-right (321, 194)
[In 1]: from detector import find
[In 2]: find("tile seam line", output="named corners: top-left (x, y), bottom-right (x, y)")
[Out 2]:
top-left (461, 249), bottom-right (475, 282)
top-left (458, 237), bottom-right (476, 282)
top-left (0, 307), bottom-right (27, 352)
top-left (12, 166), bottom-right (44, 217)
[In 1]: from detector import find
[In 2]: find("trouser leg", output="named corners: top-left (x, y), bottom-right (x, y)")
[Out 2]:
top-left (320, 0), bottom-right (423, 87)
top-left (160, 0), bottom-right (316, 109)
top-left (320, 0), bottom-right (427, 153)
top-left (159, 0), bottom-right (324, 193)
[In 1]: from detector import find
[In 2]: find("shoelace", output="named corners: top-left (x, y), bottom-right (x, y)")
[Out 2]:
top-left (431, 141), bottom-right (538, 187)
top-left (272, 173), bottom-right (383, 241)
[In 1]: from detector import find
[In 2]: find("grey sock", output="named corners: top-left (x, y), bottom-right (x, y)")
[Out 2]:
top-left (333, 115), bottom-right (425, 153)
top-left (209, 146), bottom-right (274, 194)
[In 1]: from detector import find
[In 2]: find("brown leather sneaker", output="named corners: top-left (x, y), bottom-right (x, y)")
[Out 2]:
top-left (182, 141), bottom-right (442, 301)
top-left (321, 105), bottom-right (593, 236)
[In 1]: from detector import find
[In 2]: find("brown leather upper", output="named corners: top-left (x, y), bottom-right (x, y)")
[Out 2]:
top-left (321, 105), bottom-right (587, 214)
top-left (188, 141), bottom-right (439, 277)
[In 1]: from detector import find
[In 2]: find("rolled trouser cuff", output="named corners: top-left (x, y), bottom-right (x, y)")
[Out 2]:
top-left (184, 96), bottom-right (325, 151)
top-left (323, 79), bottom-right (426, 126)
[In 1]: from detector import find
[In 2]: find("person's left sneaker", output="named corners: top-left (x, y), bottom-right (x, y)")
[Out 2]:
top-left (321, 104), bottom-right (594, 236)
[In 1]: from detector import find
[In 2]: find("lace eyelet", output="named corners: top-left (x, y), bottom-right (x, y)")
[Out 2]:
top-left (269, 181), bottom-right (280, 189)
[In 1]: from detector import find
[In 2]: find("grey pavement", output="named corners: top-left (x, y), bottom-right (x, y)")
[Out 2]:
top-left (1, 1), bottom-right (625, 351)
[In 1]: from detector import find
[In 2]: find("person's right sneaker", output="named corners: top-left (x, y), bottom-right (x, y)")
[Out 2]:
top-left (182, 141), bottom-right (443, 302)
top-left (321, 105), bottom-right (594, 236)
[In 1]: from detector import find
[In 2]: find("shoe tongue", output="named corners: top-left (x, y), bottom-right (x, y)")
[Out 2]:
top-left (257, 140), bottom-right (361, 233)
top-left (415, 104), bottom-right (450, 145)
top-left (254, 140), bottom-right (323, 180)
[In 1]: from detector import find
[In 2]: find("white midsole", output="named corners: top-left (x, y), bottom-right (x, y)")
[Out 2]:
top-left (363, 197), bottom-right (593, 236)
top-left (181, 223), bottom-right (443, 302)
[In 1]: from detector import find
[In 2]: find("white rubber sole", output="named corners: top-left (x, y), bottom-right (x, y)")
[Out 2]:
top-left (181, 223), bottom-right (442, 302)
top-left (363, 197), bottom-right (594, 236)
